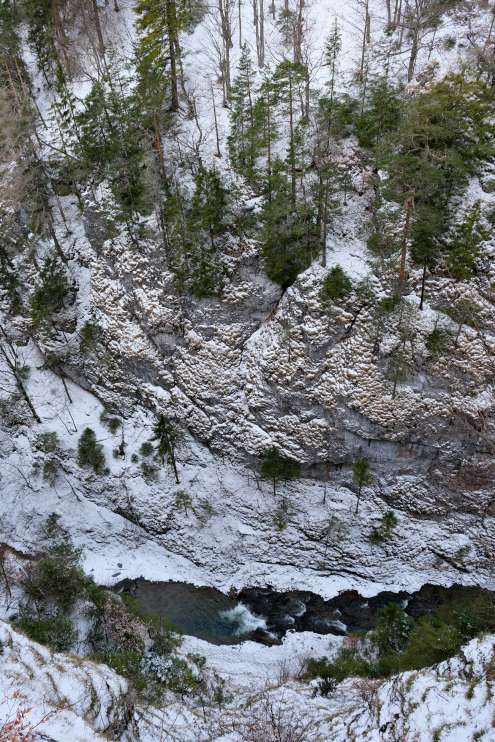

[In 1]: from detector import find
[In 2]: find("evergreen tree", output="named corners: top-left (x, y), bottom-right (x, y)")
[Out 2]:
top-left (444, 299), bottom-right (480, 348)
top-left (31, 255), bottom-right (70, 329)
top-left (446, 201), bottom-right (487, 281)
top-left (152, 414), bottom-right (180, 483)
top-left (382, 74), bottom-right (494, 287)
top-left (186, 166), bottom-right (227, 297)
top-left (354, 77), bottom-right (402, 151)
top-left (352, 458), bottom-right (372, 514)
top-left (134, 0), bottom-right (189, 115)
top-left (261, 161), bottom-right (317, 288)
top-left (228, 44), bottom-right (256, 178)
top-left (324, 19), bottom-right (341, 105)
top-left (386, 347), bottom-right (410, 399)
top-left (260, 446), bottom-right (300, 496)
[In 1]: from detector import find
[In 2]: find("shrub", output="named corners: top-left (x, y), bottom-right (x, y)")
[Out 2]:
top-left (77, 427), bottom-right (106, 474)
top-left (22, 539), bottom-right (88, 611)
top-left (426, 326), bottom-right (451, 356)
top-left (42, 457), bottom-right (59, 485)
top-left (31, 256), bottom-right (69, 329)
top-left (139, 441), bottom-right (154, 457)
top-left (305, 648), bottom-right (374, 695)
top-left (141, 461), bottom-right (159, 482)
top-left (35, 432), bottom-right (59, 453)
top-left (15, 612), bottom-right (76, 652)
top-left (398, 617), bottom-right (462, 670)
top-left (378, 294), bottom-right (401, 313)
top-left (369, 511), bottom-right (397, 544)
top-left (273, 500), bottom-right (290, 530)
top-left (79, 320), bottom-right (101, 353)
top-left (321, 265), bottom-right (352, 302)
top-left (100, 411), bottom-right (121, 434)
top-left (372, 603), bottom-right (413, 655)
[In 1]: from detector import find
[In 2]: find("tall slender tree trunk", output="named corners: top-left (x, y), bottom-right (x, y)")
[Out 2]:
top-left (320, 175), bottom-right (329, 267)
top-left (419, 257), bottom-right (427, 310)
top-left (266, 97), bottom-right (272, 202)
top-left (355, 485), bottom-right (362, 514)
top-left (166, 0), bottom-right (179, 111)
top-left (211, 84), bottom-right (222, 157)
top-left (408, 28), bottom-right (419, 81)
top-left (399, 195), bottom-right (413, 285)
top-left (253, 0), bottom-right (260, 65)
top-left (91, 0), bottom-right (106, 58)
top-left (288, 73), bottom-right (296, 207)
top-left (259, 0), bottom-right (265, 66)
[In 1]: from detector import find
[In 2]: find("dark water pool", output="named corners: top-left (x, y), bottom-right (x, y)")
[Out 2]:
top-left (116, 580), bottom-right (492, 646)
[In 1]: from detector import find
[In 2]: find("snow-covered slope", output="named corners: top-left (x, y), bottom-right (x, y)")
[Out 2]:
top-left (2, 619), bottom-right (494, 742)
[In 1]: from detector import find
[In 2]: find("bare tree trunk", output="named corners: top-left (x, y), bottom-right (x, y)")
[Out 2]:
top-left (211, 84), bottom-right (222, 157)
top-left (385, 0), bottom-right (392, 28)
top-left (253, 0), bottom-right (260, 65)
top-left (91, 0), bottom-right (106, 59)
top-left (419, 258), bottom-right (427, 310)
top-left (259, 0), bottom-right (265, 66)
top-left (293, 0), bottom-right (304, 63)
top-left (238, 0), bottom-right (242, 45)
top-left (266, 96), bottom-right (272, 202)
top-left (407, 27), bottom-right (419, 81)
top-left (219, 0), bottom-right (233, 100)
top-left (166, 0), bottom-right (180, 111)
top-left (320, 175), bottom-right (329, 267)
top-left (288, 73), bottom-right (296, 207)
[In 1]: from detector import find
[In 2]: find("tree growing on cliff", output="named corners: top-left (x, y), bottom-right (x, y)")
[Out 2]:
top-left (352, 457), bottom-right (371, 514)
top-left (260, 446), bottom-right (300, 496)
top-left (152, 414), bottom-right (180, 483)
top-left (78, 428), bottom-right (106, 475)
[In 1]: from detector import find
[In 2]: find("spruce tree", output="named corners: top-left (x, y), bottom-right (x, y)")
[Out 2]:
top-left (352, 458), bottom-right (372, 514)
top-left (228, 44), bottom-right (256, 177)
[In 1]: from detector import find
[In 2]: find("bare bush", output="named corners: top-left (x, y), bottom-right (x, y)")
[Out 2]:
top-left (221, 692), bottom-right (315, 742)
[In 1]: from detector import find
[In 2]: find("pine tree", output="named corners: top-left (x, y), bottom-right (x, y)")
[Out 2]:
top-left (382, 74), bottom-right (494, 288)
top-left (152, 414), bottom-right (180, 483)
top-left (352, 458), bottom-right (372, 514)
top-left (228, 43), bottom-right (256, 177)
top-left (260, 447), bottom-right (300, 496)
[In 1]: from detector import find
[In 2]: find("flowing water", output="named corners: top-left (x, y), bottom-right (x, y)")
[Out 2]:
top-left (116, 580), bottom-right (492, 646)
